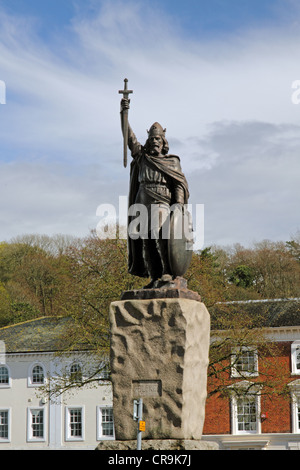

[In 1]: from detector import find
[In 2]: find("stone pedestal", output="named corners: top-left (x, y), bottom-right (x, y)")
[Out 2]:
top-left (96, 439), bottom-right (219, 450)
top-left (109, 297), bottom-right (210, 442)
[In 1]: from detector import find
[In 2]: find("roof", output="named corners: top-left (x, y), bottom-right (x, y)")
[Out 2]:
top-left (210, 298), bottom-right (300, 330)
top-left (1, 299), bottom-right (298, 353)
top-left (0, 316), bottom-right (78, 353)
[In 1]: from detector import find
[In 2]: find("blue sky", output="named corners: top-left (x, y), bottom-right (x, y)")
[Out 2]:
top-left (0, 0), bottom-right (288, 36)
top-left (0, 0), bottom-right (292, 52)
top-left (0, 0), bottom-right (299, 248)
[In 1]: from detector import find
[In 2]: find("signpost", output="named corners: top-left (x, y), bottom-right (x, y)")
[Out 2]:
top-left (133, 398), bottom-right (144, 450)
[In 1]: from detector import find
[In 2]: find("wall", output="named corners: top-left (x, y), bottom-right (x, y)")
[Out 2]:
top-left (203, 339), bottom-right (298, 437)
top-left (0, 352), bottom-right (113, 449)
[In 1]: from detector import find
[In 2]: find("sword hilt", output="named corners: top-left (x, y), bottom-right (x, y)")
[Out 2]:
top-left (119, 78), bottom-right (133, 101)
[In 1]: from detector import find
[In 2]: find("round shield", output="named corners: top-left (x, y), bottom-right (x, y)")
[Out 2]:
top-left (168, 205), bottom-right (194, 277)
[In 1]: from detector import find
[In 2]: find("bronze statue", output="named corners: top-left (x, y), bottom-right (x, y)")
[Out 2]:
top-left (119, 79), bottom-right (192, 289)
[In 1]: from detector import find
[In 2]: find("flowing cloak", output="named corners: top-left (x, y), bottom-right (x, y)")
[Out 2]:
top-left (127, 151), bottom-right (190, 277)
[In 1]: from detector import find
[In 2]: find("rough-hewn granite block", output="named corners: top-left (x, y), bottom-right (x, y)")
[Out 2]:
top-left (109, 298), bottom-right (210, 441)
top-left (96, 439), bottom-right (219, 450)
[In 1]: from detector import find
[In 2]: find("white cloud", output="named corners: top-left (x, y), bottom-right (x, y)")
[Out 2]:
top-left (188, 120), bottom-right (300, 246)
top-left (0, 2), bottom-right (299, 245)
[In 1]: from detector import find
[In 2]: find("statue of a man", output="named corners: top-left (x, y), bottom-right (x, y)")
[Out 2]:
top-left (120, 98), bottom-right (190, 288)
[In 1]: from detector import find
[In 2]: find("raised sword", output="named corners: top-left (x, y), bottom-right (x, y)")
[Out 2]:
top-left (119, 78), bottom-right (133, 168)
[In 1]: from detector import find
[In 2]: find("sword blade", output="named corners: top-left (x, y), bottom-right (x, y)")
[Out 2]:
top-left (119, 78), bottom-right (133, 169)
top-left (123, 109), bottom-right (128, 168)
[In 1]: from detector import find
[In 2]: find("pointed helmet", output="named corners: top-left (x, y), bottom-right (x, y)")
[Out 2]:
top-left (147, 122), bottom-right (166, 137)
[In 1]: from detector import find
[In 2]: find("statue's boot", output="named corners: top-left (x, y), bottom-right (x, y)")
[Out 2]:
top-left (156, 239), bottom-right (172, 283)
top-left (142, 239), bottom-right (161, 289)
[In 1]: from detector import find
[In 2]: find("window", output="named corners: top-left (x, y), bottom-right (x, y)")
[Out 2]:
top-left (230, 382), bottom-right (261, 435)
top-left (70, 409), bottom-right (82, 437)
top-left (27, 408), bottom-right (45, 442)
top-left (31, 410), bottom-right (44, 438)
top-left (289, 380), bottom-right (300, 433)
top-left (236, 397), bottom-right (258, 433)
top-left (0, 409), bottom-right (10, 442)
top-left (32, 365), bottom-right (44, 384)
top-left (70, 363), bottom-right (82, 383)
top-left (0, 365), bottom-right (10, 387)
top-left (28, 363), bottom-right (45, 387)
top-left (297, 397), bottom-right (300, 432)
top-left (291, 393), bottom-right (300, 433)
top-left (65, 407), bottom-right (84, 441)
top-left (231, 348), bottom-right (258, 377)
top-left (291, 341), bottom-right (300, 375)
top-left (97, 407), bottom-right (114, 440)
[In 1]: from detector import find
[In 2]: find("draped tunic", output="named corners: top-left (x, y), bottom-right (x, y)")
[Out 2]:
top-left (127, 126), bottom-right (189, 277)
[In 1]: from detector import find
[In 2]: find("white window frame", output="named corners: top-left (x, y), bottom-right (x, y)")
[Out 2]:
top-left (292, 394), bottom-right (300, 434)
top-left (231, 395), bottom-right (261, 435)
top-left (289, 380), bottom-right (300, 433)
top-left (0, 408), bottom-right (11, 442)
top-left (0, 364), bottom-right (11, 389)
top-left (27, 407), bottom-right (46, 442)
top-left (96, 406), bottom-right (115, 440)
top-left (230, 381), bottom-right (261, 435)
top-left (69, 361), bottom-right (83, 383)
top-left (291, 341), bottom-right (300, 375)
top-left (231, 347), bottom-right (259, 378)
top-left (65, 406), bottom-right (85, 441)
top-left (27, 362), bottom-right (46, 387)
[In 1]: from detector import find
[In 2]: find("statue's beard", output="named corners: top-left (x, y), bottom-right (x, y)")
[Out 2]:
top-left (149, 145), bottom-right (162, 155)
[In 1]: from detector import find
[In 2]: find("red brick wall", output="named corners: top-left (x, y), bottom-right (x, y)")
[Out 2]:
top-left (259, 342), bottom-right (292, 434)
top-left (203, 394), bottom-right (231, 434)
top-left (260, 395), bottom-right (291, 434)
top-left (203, 341), bottom-right (296, 435)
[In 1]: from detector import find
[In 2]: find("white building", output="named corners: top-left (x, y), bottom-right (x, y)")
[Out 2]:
top-left (0, 317), bottom-right (114, 450)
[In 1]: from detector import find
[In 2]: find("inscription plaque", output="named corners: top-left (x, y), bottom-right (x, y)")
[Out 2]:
top-left (132, 380), bottom-right (162, 398)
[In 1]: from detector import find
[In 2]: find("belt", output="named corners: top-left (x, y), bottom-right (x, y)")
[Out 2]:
top-left (141, 183), bottom-right (170, 191)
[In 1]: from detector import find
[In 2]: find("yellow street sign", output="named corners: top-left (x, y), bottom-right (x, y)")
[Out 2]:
top-left (139, 420), bottom-right (146, 432)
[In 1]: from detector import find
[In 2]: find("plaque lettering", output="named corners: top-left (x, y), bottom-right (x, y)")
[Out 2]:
top-left (132, 380), bottom-right (162, 398)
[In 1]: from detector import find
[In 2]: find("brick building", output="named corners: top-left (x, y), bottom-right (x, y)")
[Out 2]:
top-left (1, 300), bottom-right (299, 450)
top-left (202, 298), bottom-right (300, 450)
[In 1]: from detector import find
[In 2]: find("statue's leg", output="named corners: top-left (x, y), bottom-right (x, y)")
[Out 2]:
top-left (156, 237), bottom-right (172, 281)
top-left (150, 203), bottom-right (172, 282)
top-left (142, 238), bottom-right (162, 288)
